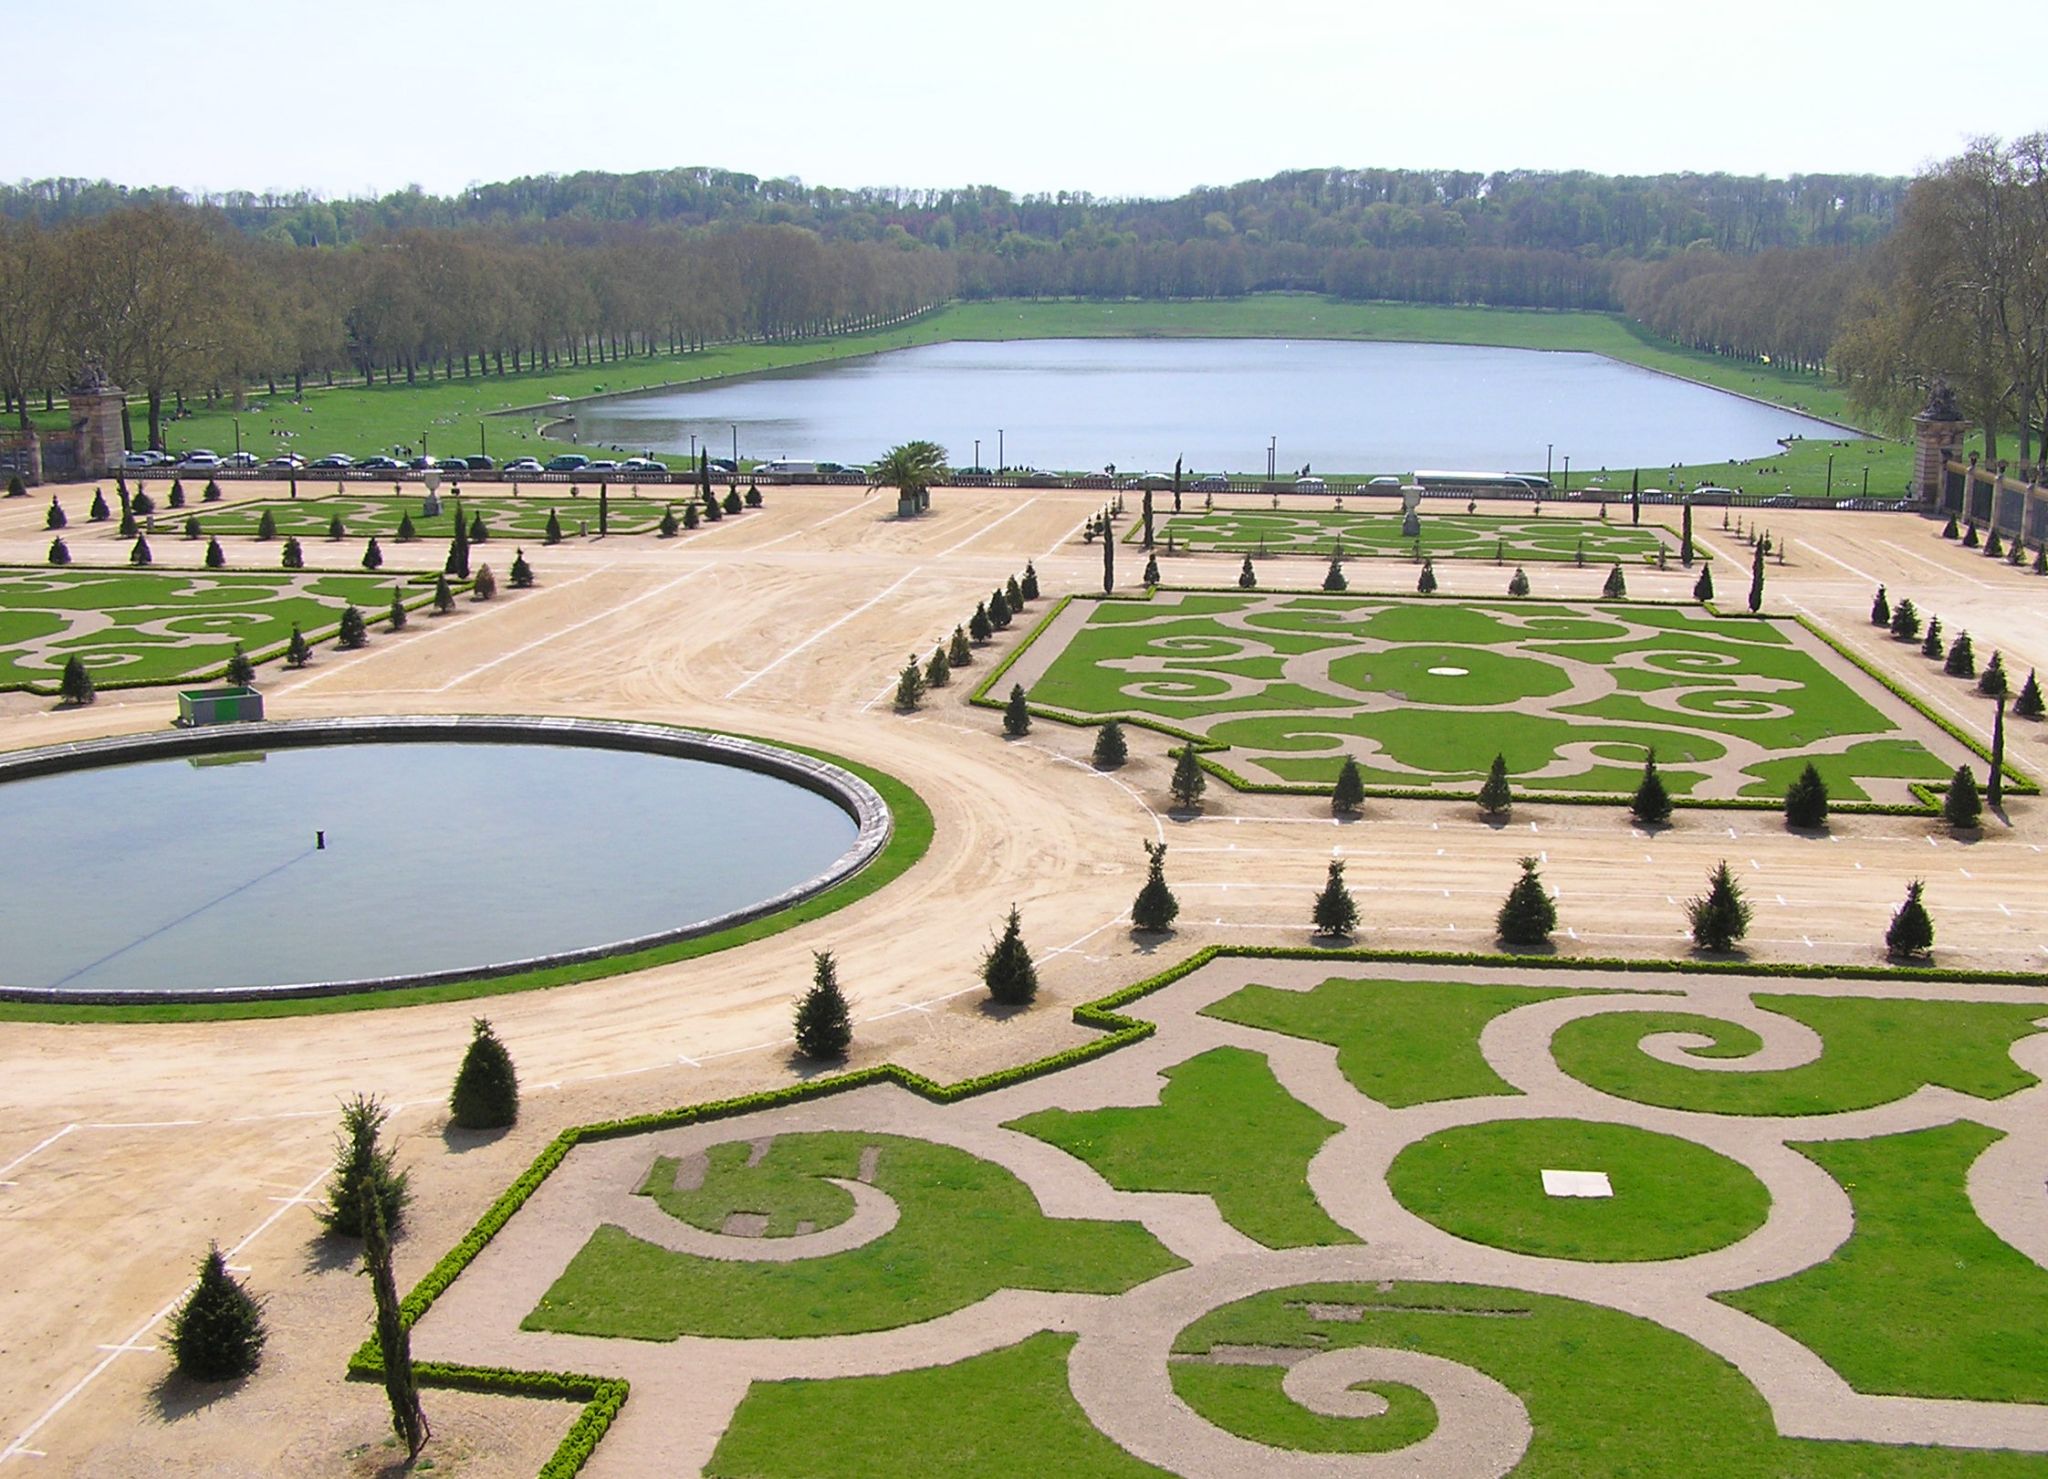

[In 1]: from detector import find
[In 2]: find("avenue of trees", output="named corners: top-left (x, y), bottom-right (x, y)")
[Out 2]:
top-left (0, 207), bottom-right (953, 446)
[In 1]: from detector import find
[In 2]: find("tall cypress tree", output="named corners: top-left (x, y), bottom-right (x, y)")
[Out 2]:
top-left (1693, 564), bottom-right (1714, 602)
top-left (1870, 585), bottom-right (1890, 627)
top-left (445, 502), bottom-right (471, 577)
top-left (1142, 488), bottom-right (1155, 548)
top-left (1987, 696), bottom-right (2006, 810)
top-left (1680, 501), bottom-right (1694, 566)
top-left (1170, 744), bottom-right (1207, 809)
top-left (1747, 542), bottom-right (1765, 612)
top-left (1102, 523), bottom-right (1114, 593)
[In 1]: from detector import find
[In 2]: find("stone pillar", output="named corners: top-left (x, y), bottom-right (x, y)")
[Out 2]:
top-left (1912, 410), bottom-right (1969, 509)
top-left (68, 382), bottom-right (126, 476)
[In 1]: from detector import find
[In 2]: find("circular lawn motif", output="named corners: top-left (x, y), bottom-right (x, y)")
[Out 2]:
top-left (1387, 1118), bottom-right (1770, 1262)
top-left (1327, 646), bottom-right (1570, 708)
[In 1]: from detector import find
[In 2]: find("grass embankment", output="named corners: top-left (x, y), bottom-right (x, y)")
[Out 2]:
top-left (51, 297), bottom-right (1894, 492)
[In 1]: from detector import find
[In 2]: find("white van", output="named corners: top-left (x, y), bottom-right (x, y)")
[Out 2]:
top-left (755, 459), bottom-right (818, 477)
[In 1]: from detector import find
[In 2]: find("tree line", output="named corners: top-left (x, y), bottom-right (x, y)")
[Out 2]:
top-left (0, 209), bottom-right (953, 449)
top-left (1, 163), bottom-right (1903, 257)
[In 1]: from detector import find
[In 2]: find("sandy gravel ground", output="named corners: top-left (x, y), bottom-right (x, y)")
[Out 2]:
top-left (0, 483), bottom-right (2041, 1474)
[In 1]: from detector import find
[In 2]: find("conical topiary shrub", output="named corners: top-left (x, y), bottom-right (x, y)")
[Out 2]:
top-left (449, 1019), bottom-right (519, 1129)
top-left (793, 951), bottom-right (853, 1060)
top-left (1496, 856), bottom-right (1557, 947)
top-left (167, 1243), bottom-right (266, 1382)
top-left (981, 905), bottom-right (1037, 1006)
top-left (1885, 880), bottom-right (1935, 961)
top-left (1131, 840), bottom-right (1179, 933)
top-left (1631, 750), bottom-right (1672, 825)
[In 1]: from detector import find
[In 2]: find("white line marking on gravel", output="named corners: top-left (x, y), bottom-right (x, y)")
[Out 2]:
top-left (725, 568), bottom-right (922, 698)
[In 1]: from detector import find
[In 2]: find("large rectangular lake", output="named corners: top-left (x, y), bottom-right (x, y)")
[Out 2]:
top-left (560, 338), bottom-right (1850, 475)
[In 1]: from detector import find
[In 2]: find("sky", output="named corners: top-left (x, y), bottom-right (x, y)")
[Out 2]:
top-left (6, 0), bottom-right (2044, 201)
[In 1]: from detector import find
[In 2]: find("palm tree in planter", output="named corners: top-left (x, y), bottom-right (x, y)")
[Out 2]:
top-left (870, 440), bottom-right (948, 517)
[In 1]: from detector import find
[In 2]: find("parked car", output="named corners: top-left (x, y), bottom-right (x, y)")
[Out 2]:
top-left (503, 457), bottom-right (544, 474)
top-left (463, 455), bottom-right (496, 471)
top-left (1294, 476), bottom-right (1328, 494)
top-left (622, 457), bottom-right (666, 473)
top-left (179, 451), bottom-right (223, 469)
top-left (1690, 486), bottom-right (1737, 504)
top-left (358, 455), bottom-right (405, 471)
top-left (707, 457), bottom-right (737, 473)
top-left (1367, 475), bottom-right (1401, 489)
top-left (840, 465), bottom-right (868, 480)
top-left (222, 451), bottom-right (259, 468)
top-left (584, 459), bottom-right (621, 473)
top-left (1192, 474), bottom-right (1230, 491)
top-left (309, 454), bottom-right (354, 469)
top-left (262, 453), bottom-right (306, 470)
top-left (544, 453), bottom-right (591, 472)
top-left (435, 457), bottom-right (470, 472)
top-left (1128, 473), bottom-right (1174, 490)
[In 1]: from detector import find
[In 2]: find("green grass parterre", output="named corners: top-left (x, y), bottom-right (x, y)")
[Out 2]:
top-left (0, 567), bottom-right (425, 689)
top-left (367, 949), bottom-right (2048, 1477)
top-left (185, 493), bottom-right (671, 543)
top-left (1022, 591), bottom-right (1961, 803)
top-left (1140, 508), bottom-right (1672, 563)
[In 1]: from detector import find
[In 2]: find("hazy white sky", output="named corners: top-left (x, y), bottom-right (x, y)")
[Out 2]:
top-left (7, 0), bottom-right (2043, 199)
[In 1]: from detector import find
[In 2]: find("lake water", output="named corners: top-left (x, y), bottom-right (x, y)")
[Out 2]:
top-left (562, 338), bottom-right (1849, 475)
top-left (0, 742), bottom-right (857, 993)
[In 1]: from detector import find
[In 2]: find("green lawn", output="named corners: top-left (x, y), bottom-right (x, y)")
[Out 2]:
top-left (708, 1333), bottom-right (1169, 1478)
top-left (1170, 1282), bottom-right (2046, 1476)
top-left (1142, 509), bottom-right (1672, 563)
top-left (1201, 977), bottom-right (1591, 1107)
top-left (1721, 1122), bottom-right (2048, 1402)
top-left (1006, 1047), bottom-right (1358, 1248)
top-left (49, 297), bottom-right (1888, 487)
top-left (638, 1142), bottom-right (856, 1239)
top-left (523, 1133), bottom-right (1182, 1340)
top-left (1386, 1118), bottom-right (1772, 1261)
top-left (1020, 592), bottom-right (1958, 802)
top-left (0, 567), bottom-right (421, 689)
top-left (1170, 1362), bottom-right (1439, 1454)
top-left (1549, 996), bottom-right (2045, 1115)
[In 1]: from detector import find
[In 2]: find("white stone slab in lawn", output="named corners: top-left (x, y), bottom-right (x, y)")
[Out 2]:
top-left (1541, 1169), bottom-right (1613, 1198)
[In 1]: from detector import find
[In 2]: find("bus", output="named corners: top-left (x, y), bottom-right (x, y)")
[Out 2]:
top-left (1413, 470), bottom-right (1553, 494)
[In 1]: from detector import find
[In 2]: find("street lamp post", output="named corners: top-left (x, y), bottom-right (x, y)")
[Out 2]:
top-left (1562, 455), bottom-right (1570, 494)
top-left (998, 428), bottom-right (1004, 471)
top-left (731, 425), bottom-right (738, 469)
top-left (1546, 443), bottom-right (1553, 487)
top-left (1826, 453), bottom-right (1835, 498)
top-left (690, 433), bottom-right (697, 461)
top-left (1268, 435), bottom-right (1277, 482)
top-left (232, 417), bottom-right (241, 457)
top-left (974, 438), bottom-right (981, 472)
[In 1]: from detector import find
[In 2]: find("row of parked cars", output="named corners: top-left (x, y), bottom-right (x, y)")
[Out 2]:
top-left (124, 449), bottom-right (687, 478)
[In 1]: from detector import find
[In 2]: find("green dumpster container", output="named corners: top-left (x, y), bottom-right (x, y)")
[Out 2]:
top-left (177, 685), bottom-right (264, 727)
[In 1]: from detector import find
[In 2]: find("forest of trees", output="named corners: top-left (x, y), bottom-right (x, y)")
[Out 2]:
top-left (0, 150), bottom-right (2037, 460)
